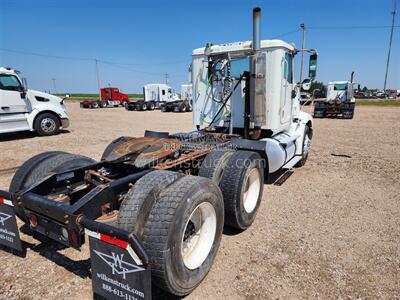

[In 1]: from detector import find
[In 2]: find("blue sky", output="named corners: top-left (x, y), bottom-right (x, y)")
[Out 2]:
top-left (0, 0), bottom-right (398, 93)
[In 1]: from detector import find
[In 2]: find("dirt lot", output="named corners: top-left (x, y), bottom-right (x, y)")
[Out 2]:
top-left (0, 104), bottom-right (399, 299)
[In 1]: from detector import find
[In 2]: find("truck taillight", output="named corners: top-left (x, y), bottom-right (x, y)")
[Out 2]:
top-left (70, 230), bottom-right (79, 246)
top-left (29, 214), bottom-right (38, 227)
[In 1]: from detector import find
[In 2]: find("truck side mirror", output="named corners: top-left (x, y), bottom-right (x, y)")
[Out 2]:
top-left (21, 77), bottom-right (28, 92)
top-left (308, 54), bottom-right (317, 79)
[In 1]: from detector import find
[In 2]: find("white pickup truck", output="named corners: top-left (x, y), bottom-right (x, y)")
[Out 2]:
top-left (0, 67), bottom-right (69, 136)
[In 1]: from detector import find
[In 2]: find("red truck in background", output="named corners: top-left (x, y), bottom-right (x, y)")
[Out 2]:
top-left (80, 87), bottom-right (129, 109)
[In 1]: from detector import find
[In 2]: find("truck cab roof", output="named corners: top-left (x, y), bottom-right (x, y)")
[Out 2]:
top-left (192, 39), bottom-right (295, 56)
top-left (328, 81), bottom-right (350, 85)
top-left (0, 67), bottom-right (19, 75)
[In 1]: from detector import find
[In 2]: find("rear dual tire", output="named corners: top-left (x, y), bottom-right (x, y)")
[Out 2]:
top-left (116, 171), bottom-right (224, 296)
top-left (199, 150), bottom-right (264, 230)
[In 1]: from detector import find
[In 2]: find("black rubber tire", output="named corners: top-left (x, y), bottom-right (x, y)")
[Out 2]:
top-left (148, 103), bottom-right (155, 110)
top-left (91, 102), bottom-right (99, 109)
top-left (9, 152), bottom-right (95, 221)
top-left (121, 100), bottom-right (128, 107)
top-left (141, 103), bottom-right (147, 111)
top-left (125, 103), bottom-right (135, 111)
top-left (185, 101), bottom-right (192, 112)
top-left (295, 126), bottom-right (312, 167)
top-left (219, 150), bottom-right (264, 230)
top-left (198, 150), bottom-right (234, 184)
top-left (99, 101), bottom-right (107, 108)
top-left (177, 103), bottom-right (186, 112)
top-left (142, 175), bottom-right (224, 296)
top-left (116, 170), bottom-right (183, 237)
top-left (33, 113), bottom-right (61, 136)
top-left (100, 136), bottom-right (134, 161)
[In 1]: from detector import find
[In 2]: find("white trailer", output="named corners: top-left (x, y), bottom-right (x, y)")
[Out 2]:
top-left (0, 67), bottom-right (69, 135)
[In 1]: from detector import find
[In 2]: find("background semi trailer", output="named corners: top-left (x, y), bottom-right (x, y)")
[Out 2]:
top-left (0, 8), bottom-right (317, 299)
top-left (80, 87), bottom-right (129, 109)
top-left (313, 72), bottom-right (356, 119)
top-left (126, 83), bottom-right (179, 111)
top-left (161, 83), bottom-right (193, 112)
top-left (0, 67), bottom-right (69, 136)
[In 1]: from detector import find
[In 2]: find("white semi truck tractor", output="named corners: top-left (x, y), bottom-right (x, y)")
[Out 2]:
top-left (126, 83), bottom-right (180, 111)
top-left (0, 67), bottom-right (69, 135)
top-left (313, 72), bottom-right (356, 119)
top-left (0, 8), bottom-right (318, 298)
top-left (161, 83), bottom-right (193, 112)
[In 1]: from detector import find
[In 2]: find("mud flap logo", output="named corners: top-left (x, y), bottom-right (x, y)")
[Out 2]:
top-left (88, 234), bottom-right (151, 300)
top-left (0, 212), bottom-right (12, 226)
top-left (0, 199), bottom-right (23, 252)
top-left (94, 250), bottom-right (145, 280)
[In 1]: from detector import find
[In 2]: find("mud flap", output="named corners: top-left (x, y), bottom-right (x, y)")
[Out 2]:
top-left (0, 197), bottom-right (23, 252)
top-left (86, 229), bottom-right (151, 300)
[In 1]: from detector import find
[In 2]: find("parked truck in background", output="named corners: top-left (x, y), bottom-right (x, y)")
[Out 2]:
top-left (126, 83), bottom-right (179, 111)
top-left (313, 72), bottom-right (356, 119)
top-left (0, 67), bottom-right (69, 136)
top-left (161, 83), bottom-right (193, 112)
top-left (0, 8), bottom-right (318, 299)
top-left (80, 87), bottom-right (129, 109)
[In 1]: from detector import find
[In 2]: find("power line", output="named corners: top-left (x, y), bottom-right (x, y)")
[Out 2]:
top-left (101, 61), bottom-right (164, 76)
top-left (307, 25), bottom-right (399, 29)
top-left (0, 47), bottom-right (187, 66)
top-left (271, 29), bottom-right (300, 39)
top-left (0, 48), bottom-right (92, 61)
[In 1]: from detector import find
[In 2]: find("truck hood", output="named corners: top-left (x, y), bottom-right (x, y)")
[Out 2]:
top-left (28, 89), bottom-right (63, 104)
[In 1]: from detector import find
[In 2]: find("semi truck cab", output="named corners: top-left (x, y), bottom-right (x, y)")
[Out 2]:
top-left (0, 67), bottom-right (69, 135)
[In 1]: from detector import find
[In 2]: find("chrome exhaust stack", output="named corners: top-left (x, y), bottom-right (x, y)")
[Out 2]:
top-left (252, 7), bottom-right (261, 52)
top-left (248, 7), bottom-right (266, 138)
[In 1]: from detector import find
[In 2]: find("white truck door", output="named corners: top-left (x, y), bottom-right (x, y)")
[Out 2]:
top-left (0, 74), bottom-right (28, 114)
top-left (159, 87), bottom-right (167, 102)
top-left (280, 52), bottom-right (293, 125)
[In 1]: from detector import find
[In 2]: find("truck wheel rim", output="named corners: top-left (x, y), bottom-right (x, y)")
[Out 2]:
top-left (243, 168), bottom-right (261, 213)
top-left (181, 202), bottom-right (216, 270)
top-left (40, 118), bottom-right (56, 133)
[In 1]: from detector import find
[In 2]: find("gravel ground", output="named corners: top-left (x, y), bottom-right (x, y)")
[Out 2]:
top-left (0, 103), bottom-right (399, 299)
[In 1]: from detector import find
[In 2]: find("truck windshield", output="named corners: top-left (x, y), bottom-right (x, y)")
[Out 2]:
top-left (334, 83), bottom-right (347, 91)
top-left (0, 74), bottom-right (23, 91)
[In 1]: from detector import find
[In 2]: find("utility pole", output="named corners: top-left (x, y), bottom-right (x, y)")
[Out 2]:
top-left (383, 0), bottom-right (397, 97)
top-left (164, 73), bottom-right (169, 85)
top-left (299, 23), bottom-right (306, 83)
top-left (52, 78), bottom-right (57, 94)
top-left (95, 59), bottom-right (101, 100)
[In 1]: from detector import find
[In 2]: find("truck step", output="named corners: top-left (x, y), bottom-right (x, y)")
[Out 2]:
top-left (282, 155), bottom-right (302, 169)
